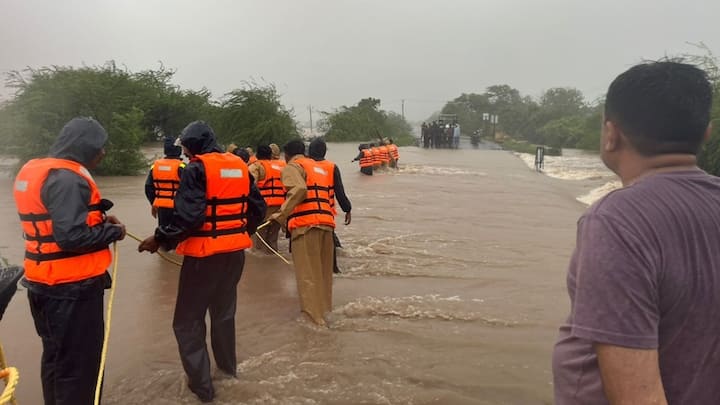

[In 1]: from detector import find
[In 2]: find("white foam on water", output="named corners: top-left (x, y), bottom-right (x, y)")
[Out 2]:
top-left (400, 163), bottom-right (486, 176)
top-left (515, 152), bottom-right (613, 181)
top-left (331, 294), bottom-right (517, 326)
top-left (576, 181), bottom-right (622, 206)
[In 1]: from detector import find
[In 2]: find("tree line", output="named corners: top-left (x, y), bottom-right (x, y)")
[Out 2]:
top-left (0, 62), bottom-right (416, 175)
top-left (318, 97), bottom-right (415, 146)
top-left (440, 49), bottom-right (720, 176)
top-left (439, 84), bottom-right (602, 151)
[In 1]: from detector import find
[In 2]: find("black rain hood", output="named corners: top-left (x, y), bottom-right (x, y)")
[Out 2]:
top-left (49, 117), bottom-right (108, 166)
top-left (179, 121), bottom-right (222, 156)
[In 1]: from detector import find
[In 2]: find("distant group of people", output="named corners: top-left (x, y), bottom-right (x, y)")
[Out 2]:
top-left (421, 122), bottom-right (461, 149)
top-left (352, 138), bottom-right (400, 175)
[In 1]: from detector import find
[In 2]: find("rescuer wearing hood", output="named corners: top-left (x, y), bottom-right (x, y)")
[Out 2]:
top-left (13, 117), bottom-right (127, 404)
top-left (138, 121), bottom-right (266, 402)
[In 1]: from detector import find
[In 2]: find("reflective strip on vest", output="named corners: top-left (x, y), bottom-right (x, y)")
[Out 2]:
top-left (13, 158), bottom-right (112, 285)
top-left (175, 152), bottom-right (252, 258)
top-left (257, 159), bottom-right (286, 207)
top-left (152, 158), bottom-right (184, 208)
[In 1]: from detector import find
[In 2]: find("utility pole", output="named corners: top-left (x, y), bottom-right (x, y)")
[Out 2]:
top-left (308, 105), bottom-right (313, 135)
top-left (401, 99), bottom-right (405, 120)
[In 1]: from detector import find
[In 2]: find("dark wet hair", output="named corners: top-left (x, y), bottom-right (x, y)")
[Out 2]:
top-left (283, 139), bottom-right (306, 158)
top-left (308, 138), bottom-right (327, 159)
top-left (256, 144), bottom-right (272, 160)
top-left (232, 148), bottom-right (250, 163)
top-left (605, 61), bottom-right (713, 156)
top-left (163, 136), bottom-right (181, 157)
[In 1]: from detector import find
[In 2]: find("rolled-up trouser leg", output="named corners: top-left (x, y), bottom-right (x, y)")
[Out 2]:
top-left (29, 289), bottom-right (104, 405)
top-left (209, 251), bottom-right (244, 376)
top-left (173, 256), bottom-right (214, 401)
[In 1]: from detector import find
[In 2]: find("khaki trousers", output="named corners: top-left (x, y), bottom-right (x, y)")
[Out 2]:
top-left (290, 227), bottom-right (334, 325)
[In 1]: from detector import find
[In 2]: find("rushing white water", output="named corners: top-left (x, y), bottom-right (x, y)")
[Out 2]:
top-left (514, 149), bottom-right (621, 205)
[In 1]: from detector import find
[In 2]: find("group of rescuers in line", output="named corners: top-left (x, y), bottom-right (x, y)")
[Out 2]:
top-left (12, 118), bottom-right (391, 403)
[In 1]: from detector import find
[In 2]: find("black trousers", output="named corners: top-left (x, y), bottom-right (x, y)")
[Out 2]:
top-left (173, 250), bottom-right (245, 401)
top-left (28, 289), bottom-right (104, 405)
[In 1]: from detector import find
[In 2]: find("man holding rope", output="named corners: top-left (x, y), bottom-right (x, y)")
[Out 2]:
top-left (269, 139), bottom-right (336, 326)
top-left (138, 121), bottom-right (266, 402)
top-left (13, 117), bottom-right (126, 405)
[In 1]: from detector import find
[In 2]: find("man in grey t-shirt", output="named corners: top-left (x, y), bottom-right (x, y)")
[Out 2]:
top-left (553, 61), bottom-right (720, 404)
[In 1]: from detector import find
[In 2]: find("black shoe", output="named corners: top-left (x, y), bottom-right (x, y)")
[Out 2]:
top-left (189, 384), bottom-right (214, 403)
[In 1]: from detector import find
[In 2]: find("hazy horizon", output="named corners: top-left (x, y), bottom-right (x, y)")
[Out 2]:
top-left (2, 0), bottom-right (719, 125)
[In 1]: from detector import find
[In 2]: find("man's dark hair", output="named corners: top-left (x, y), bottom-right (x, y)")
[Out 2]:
top-left (232, 148), bottom-right (250, 163)
top-left (256, 144), bottom-right (272, 160)
top-left (605, 61), bottom-right (713, 156)
top-left (283, 139), bottom-right (306, 158)
top-left (308, 138), bottom-right (327, 160)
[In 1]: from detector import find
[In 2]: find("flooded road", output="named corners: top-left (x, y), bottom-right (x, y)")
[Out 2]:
top-left (0, 142), bottom-right (599, 404)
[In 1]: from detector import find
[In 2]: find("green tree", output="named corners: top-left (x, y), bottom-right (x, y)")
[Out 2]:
top-left (1, 62), bottom-right (163, 173)
top-left (321, 98), bottom-right (414, 145)
top-left (211, 83), bottom-right (299, 148)
top-left (0, 63), bottom-right (299, 174)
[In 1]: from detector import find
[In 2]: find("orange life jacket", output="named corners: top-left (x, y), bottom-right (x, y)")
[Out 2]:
top-left (312, 159), bottom-right (337, 215)
top-left (248, 155), bottom-right (257, 165)
top-left (371, 147), bottom-right (381, 165)
top-left (175, 152), bottom-right (252, 258)
top-left (388, 144), bottom-right (400, 160)
top-left (257, 159), bottom-right (286, 207)
top-left (152, 158), bottom-right (185, 208)
top-left (13, 158), bottom-right (112, 285)
top-left (379, 145), bottom-right (391, 163)
top-left (287, 157), bottom-right (336, 232)
top-left (359, 149), bottom-right (374, 168)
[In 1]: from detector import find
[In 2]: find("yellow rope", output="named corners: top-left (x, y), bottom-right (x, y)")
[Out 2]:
top-left (255, 231), bottom-right (291, 265)
top-left (0, 344), bottom-right (18, 405)
top-left (125, 231), bottom-right (182, 266)
top-left (94, 242), bottom-right (119, 405)
top-left (0, 367), bottom-right (19, 405)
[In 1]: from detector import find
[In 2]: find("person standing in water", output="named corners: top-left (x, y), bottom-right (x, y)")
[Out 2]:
top-left (352, 144), bottom-right (374, 175)
top-left (138, 121), bottom-right (266, 402)
top-left (145, 136), bottom-right (186, 228)
top-left (308, 138), bottom-right (352, 274)
top-left (270, 139), bottom-right (336, 326)
top-left (13, 117), bottom-right (126, 404)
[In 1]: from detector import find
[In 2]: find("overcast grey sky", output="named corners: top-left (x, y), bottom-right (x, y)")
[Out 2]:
top-left (2, 0), bottom-right (719, 124)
